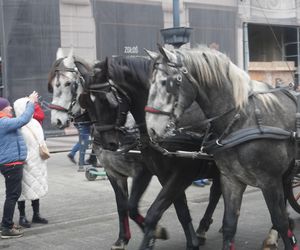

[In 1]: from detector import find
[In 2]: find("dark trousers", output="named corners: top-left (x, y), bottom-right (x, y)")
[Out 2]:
top-left (0, 165), bottom-right (23, 229)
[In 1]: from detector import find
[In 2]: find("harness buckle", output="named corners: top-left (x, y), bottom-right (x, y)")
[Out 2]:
top-left (176, 74), bottom-right (182, 82)
top-left (216, 139), bottom-right (224, 147)
top-left (181, 67), bottom-right (188, 74)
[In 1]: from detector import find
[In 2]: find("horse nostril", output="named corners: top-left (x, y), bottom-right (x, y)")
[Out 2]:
top-left (57, 119), bottom-right (62, 126)
top-left (151, 128), bottom-right (156, 135)
top-left (150, 128), bottom-right (156, 138)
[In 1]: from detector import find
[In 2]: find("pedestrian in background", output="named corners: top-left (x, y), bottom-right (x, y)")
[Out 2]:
top-left (67, 121), bottom-right (91, 166)
top-left (0, 91), bottom-right (38, 239)
top-left (14, 97), bottom-right (48, 228)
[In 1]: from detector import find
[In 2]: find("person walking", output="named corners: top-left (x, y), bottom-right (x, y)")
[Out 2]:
top-left (67, 121), bottom-right (91, 166)
top-left (0, 91), bottom-right (38, 239)
top-left (14, 97), bottom-right (48, 228)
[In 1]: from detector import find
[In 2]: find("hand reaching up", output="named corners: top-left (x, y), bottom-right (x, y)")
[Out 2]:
top-left (28, 91), bottom-right (39, 103)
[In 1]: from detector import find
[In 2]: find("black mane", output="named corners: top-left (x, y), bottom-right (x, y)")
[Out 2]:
top-left (93, 56), bottom-right (152, 93)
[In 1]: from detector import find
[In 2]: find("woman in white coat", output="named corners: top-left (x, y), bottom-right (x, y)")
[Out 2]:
top-left (13, 97), bottom-right (48, 228)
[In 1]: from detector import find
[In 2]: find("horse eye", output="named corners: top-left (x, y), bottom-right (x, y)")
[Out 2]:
top-left (161, 80), bottom-right (166, 86)
top-left (65, 81), bottom-right (71, 87)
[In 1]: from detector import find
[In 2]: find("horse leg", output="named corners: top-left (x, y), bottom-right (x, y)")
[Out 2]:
top-left (173, 194), bottom-right (199, 250)
top-left (107, 174), bottom-right (130, 250)
top-left (262, 181), bottom-right (299, 250)
top-left (139, 172), bottom-right (198, 250)
top-left (195, 176), bottom-right (221, 245)
top-left (128, 167), bottom-right (168, 239)
top-left (221, 174), bottom-right (246, 250)
top-left (262, 176), bottom-right (295, 250)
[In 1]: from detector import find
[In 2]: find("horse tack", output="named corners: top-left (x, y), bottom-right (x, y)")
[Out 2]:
top-left (154, 57), bottom-right (300, 157)
top-left (48, 58), bottom-right (86, 117)
top-left (86, 79), bottom-right (131, 134)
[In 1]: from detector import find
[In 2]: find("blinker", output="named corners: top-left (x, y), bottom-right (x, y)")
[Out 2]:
top-left (106, 91), bottom-right (118, 108)
top-left (166, 76), bottom-right (180, 95)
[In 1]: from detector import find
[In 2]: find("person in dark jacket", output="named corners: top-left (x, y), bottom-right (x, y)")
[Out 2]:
top-left (0, 91), bottom-right (38, 239)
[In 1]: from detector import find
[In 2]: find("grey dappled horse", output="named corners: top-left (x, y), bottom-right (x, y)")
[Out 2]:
top-left (47, 49), bottom-right (167, 250)
top-left (145, 46), bottom-right (299, 250)
top-left (79, 56), bottom-right (222, 250)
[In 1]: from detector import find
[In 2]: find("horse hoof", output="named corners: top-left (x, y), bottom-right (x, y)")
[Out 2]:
top-left (154, 225), bottom-right (169, 240)
top-left (261, 244), bottom-right (278, 250)
top-left (139, 238), bottom-right (156, 250)
top-left (196, 230), bottom-right (206, 245)
top-left (198, 236), bottom-right (206, 246)
top-left (262, 229), bottom-right (278, 250)
top-left (111, 239), bottom-right (128, 250)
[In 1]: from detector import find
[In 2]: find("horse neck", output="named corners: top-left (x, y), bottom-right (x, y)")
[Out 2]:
top-left (121, 81), bottom-right (148, 135)
top-left (196, 82), bottom-right (238, 134)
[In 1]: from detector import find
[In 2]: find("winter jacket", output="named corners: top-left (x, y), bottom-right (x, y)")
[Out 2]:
top-left (0, 101), bottom-right (34, 165)
top-left (14, 97), bottom-right (48, 200)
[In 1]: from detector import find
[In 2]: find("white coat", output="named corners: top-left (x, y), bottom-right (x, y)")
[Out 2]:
top-left (14, 97), bottom-right (48, 201)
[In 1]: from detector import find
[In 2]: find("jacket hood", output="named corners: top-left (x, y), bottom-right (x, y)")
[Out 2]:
top-left (14, 97), bottom-right (31, 117)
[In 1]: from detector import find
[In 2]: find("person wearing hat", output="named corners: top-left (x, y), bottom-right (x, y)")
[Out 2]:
top-left (0, 91), bottom-right (38, 239)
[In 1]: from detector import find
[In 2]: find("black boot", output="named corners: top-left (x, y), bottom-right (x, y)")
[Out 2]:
top-left (19, 216), bottom-right (31, 228)
top-left (32, 214), bottom-right (48, 224)
top-left (32, 199), bottom-right (48, 224)
top-left (17, 201), bottom-right (31, 228)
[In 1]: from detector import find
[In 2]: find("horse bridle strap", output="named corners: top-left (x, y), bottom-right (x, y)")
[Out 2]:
top-left (144, 106), bottom-right (173, 116)
top-left (49, 62), bottom-right (84, 116)
top-left (48, 104), bottom-right (68, 113)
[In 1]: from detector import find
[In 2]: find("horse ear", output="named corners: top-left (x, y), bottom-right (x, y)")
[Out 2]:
top-left (104, 57), bottom-right (109, 73)
top-left (105, 57), bottom-right (113, 79)
top-left (64, 48), bottom-right (75, 67)
top-left (67, 47), bottom-right (74, 58)
top-left (159, 46), bottom-right (177, 64)
top-left (56, 48), bottom-right (64, 59)
top-left (144, 49), bottom-right (159, 61)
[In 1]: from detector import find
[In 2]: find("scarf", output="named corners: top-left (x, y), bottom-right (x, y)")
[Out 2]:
top-left (0, 111), bottom-right (13, 118)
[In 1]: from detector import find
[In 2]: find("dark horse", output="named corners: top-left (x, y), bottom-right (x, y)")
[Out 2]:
top-left (79, 56), bottom-right (222, 250)
top-left (145, 46), bottom-right (299, 250)
top-left (47, 49), bottom-right (168, 250)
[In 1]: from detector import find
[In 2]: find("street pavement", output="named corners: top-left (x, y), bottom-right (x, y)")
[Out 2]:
top-left (0, 136), bottom-right (299, 249)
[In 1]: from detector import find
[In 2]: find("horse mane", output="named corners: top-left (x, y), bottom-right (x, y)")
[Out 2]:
top-left (47, 56), bottom-right (92, 93)
top-left (177, 46), bottom-right (280, 111)
top-left (111, 56), bottom-right (152, 91)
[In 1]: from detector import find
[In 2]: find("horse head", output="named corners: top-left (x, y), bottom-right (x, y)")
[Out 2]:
top-left (145, 46), bottom-right (197, 141)
top-left (48, 48), bottom-right (91, 129)
top-left (80, 58), bottom-right (131, 151)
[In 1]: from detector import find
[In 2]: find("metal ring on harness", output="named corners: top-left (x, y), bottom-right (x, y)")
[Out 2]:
top-left (181, 67), bottom-right (188, 74)
top-left (176, 74), bottom-right (182, 82)
top-left (216, 139), bottom-right (224, 146)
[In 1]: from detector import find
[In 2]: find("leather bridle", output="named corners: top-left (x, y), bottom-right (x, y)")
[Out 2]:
top-left (48, 63), bottom-right (84, 118)
top-left (86, 79), bottom-right (132, 143)
top-left (145, 55), bottom-right (200, 134)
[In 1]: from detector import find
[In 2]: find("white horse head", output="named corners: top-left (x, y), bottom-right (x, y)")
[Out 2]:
top-left (49, 48), bottom-right (89, 129)
top-left (145, 46), bottom-right (195, 140)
